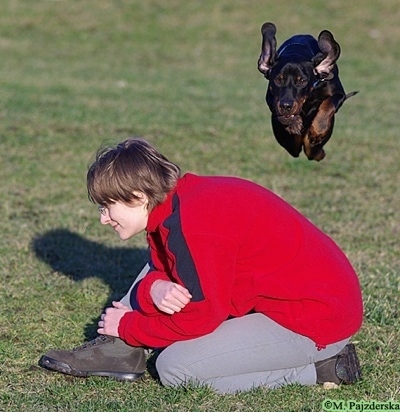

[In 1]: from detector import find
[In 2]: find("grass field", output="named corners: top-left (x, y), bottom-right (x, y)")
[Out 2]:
top-left (0, 0), bottom-right (399, 411)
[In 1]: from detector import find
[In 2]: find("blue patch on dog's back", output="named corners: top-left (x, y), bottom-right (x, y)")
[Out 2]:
top-left (277, 35), bottom-right (320, 60)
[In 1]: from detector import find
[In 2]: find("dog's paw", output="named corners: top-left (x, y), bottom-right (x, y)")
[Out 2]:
top-left (308, 134), bottom-right (324, 147)
top-left (283, 115), bottom-right (303, 135)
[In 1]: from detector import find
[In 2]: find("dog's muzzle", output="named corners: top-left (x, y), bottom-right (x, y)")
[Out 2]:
top-left (277, 99), bottom-right (300, 117)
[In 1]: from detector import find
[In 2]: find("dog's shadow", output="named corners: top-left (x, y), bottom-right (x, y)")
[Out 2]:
top-left (32, 228), bottom-right (148, 340)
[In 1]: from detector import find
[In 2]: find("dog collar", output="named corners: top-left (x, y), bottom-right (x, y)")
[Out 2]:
top-left (313, 78), bottom-right (325, 87)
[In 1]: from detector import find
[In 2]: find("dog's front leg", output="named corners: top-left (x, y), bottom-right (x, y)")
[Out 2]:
top-left (307, 91), bottom-right (346, 145)
top-left (307, 98), bottom-right (337, 145)
top-left (303, 97), bottom-right (337, 160)
top-left (271, 117), bottom-right (304, 157)
top-left (277, 115), bottom-right (303, 135)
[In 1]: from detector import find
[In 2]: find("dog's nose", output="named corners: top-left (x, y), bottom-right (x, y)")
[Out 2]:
top-left (280, 102), bottom-right (293, 113)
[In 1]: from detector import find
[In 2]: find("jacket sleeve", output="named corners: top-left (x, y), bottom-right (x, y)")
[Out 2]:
top-left (132, 270), bottom-right (170, 316)
top-left (118, 233), bottom-right (238, 348)
top-left (132, 234), bottom-right (174, 315)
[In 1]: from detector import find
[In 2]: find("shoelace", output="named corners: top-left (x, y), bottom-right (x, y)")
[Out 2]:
top-left (73, 335), bottom-right (110, 352)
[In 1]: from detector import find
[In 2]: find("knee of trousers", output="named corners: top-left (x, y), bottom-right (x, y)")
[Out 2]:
top-left (155, 345), bottom-right (196, 387)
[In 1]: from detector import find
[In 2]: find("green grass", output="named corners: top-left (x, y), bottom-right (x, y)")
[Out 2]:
top-left (1, 0), bottom-right (399, 410)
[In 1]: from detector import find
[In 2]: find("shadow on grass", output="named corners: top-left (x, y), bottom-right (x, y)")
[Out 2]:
top-left (32, 228), bottom-right (148, 339)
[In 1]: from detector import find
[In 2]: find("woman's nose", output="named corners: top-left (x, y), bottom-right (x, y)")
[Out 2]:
top-left (100, 211), bottom-right (111, 225)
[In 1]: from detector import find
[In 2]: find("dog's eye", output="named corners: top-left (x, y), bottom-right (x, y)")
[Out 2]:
top-left (275, 75), bottom-right (285, 86)
top-left (297, 78), bottom-right (308, 87)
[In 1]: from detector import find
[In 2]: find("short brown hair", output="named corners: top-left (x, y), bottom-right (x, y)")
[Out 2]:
top-left (87, 138), bottom-right (181, 210)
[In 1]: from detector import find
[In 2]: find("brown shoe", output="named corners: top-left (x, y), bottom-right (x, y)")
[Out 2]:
top-left (315, 343), bottom-right (362, 385)
top-left (39, 335), bottom-right (146, 381)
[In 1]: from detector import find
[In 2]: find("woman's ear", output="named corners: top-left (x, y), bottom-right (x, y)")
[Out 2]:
top-left (132, 191), bottom-right (149, 207)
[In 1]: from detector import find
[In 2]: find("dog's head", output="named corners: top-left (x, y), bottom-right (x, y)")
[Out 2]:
top-left (257, 22), bottom-right (341, 119)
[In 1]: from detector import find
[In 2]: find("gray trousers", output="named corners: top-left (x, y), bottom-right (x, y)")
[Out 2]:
top-left (120, 264), bottom-right (349, 394)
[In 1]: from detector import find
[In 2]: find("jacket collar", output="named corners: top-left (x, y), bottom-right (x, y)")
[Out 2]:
top-left (146, 176), bottom-right (187, 232)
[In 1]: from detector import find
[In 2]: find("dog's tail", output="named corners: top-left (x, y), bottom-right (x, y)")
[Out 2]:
top-left (335, 90), bottom-right (358, 112)
top-left (345, 91), bottom-right (359, 99)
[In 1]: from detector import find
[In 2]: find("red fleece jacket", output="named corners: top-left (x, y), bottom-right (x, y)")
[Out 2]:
top-left (118, 174), bottom-right (363, 348)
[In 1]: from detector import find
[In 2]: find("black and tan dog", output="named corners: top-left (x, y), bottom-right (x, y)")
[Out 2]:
top-left (258, 22), bottom-right (357, 161)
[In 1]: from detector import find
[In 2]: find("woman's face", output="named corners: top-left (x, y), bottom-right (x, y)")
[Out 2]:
top-left (99, 193), bottom-right (149, 241)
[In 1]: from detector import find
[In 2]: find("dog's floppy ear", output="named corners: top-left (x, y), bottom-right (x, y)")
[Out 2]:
top-left (258, 22), bottom-right (277, 79)
top-left (312, 30), bottom-right (341, 80)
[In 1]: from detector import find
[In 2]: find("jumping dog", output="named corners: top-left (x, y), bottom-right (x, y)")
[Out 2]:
top-left (258, 22), bottom-right (357, 161)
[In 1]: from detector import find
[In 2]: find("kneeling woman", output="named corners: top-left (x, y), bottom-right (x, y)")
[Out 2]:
top-left (40, 138), bottom-right (363, 394)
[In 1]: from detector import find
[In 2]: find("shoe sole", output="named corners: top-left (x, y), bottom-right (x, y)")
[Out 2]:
top-left (38, 355), bottom-right (144, 382)
top-left (337, 343), bottom-right (362, 384)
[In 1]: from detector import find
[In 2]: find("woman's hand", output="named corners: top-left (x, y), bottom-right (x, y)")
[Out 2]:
top-left (150, 280), bottom-right (192, 314)
top-left (97, 301), bottom-right (131, 337)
